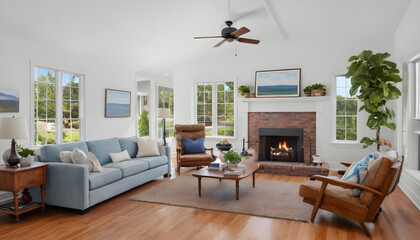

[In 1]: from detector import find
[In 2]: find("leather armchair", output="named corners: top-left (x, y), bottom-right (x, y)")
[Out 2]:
top-left (299, 156), bottom-right (404, 237)
top-left (175, 124), bottom-right (214, 174)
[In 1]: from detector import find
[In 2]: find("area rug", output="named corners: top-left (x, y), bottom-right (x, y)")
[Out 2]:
top-left (129, 175), bottom-right (312, 222)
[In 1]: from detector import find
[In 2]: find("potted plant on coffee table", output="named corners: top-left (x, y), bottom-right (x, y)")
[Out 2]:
top-left (303, 86), bottom-right (312, 96)
top-left (17, 145), bottom-right (36, 167)
top-left (238, 85), bottom-right (252, 98)
top-left (224, 150), bottom-right (242, 169)
top-left (311, 83), bottom-right (326, 96)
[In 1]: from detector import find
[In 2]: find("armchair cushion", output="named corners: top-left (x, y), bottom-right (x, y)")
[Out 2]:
top-left (179, 153), bottom-right (213, 162)
top-left (175, 124), bottom-right (206, 154)
top-left (360, 156), bottom-right (395, 206)
top-left (182, 138), bottom-right (205, 154)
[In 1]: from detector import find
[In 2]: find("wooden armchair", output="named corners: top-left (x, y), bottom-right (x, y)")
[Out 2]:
top-left (299, 156), bottom-right (404, 237)
top-left (174, 124), bottom-right (214, 174)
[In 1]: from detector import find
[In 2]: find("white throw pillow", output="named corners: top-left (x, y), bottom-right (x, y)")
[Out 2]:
top-left (109, 150), bottom-right (131, 163)
top-left (374, 149), bottom-right (398, 162)
top-left (59, 151), bottom-right (72, 163)
top-left (70, 147), bottom-right (92, 171)
top-left (87, 152), bottom-right (102, 172)
top-left (136, 138), bottom-right (160, 157)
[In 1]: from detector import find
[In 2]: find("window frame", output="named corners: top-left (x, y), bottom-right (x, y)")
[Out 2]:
top-left (30, 60), bottom-right (85, 147)
top-left (194, 80), bottom-right (237, 139)
top-left (332, 74), bottom-right (361, 143)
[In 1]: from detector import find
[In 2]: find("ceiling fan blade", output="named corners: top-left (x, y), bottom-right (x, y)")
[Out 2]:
top-left (237, 38), bottom-right (260, 45)
top-left (231, 27), bottom-right (250, 37)
top-left (213, 39), bottom-right (227, 48)
top-left (232, 7), bottom-right (265, 22)
top-left (194, 36), bottom-right (223, 39)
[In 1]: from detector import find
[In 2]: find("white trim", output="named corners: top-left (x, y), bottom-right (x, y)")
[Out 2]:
top-left (399, 169), bottom-right (420, 210)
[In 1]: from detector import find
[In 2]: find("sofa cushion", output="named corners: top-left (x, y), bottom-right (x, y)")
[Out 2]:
top-left (118, 136), bottom-right (138, 158)
top-left (86, 137), bottom-right (122, 165)
top-left (299, 180), bottom-right (368, 221)
top-left (89, 167), bottom-right (122, 190)
top-left (132, 155), bottom-right (168, 169)
top-left (103, 160), bottom-right (149, 177)
top-left (40, 141), bottom-right (88, 162)
top-left (109, 150), bottom-right (131, 163)
top-left (136, 138), bottom-right (160, 157)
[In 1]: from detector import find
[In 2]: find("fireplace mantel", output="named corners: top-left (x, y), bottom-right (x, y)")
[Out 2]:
top-left (238, 96), bottom-right (330, 113)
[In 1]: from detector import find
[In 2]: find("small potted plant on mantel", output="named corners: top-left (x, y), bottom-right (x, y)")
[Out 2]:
top-left (238, 85), bottom-right (252, 98)
top-left (303, 86), bottom-right (312, 96)
top-left (17, 145), bottom-right (36, 167)
top-left (311, 83), bottom-right (327, 96)
top-left (224, 150), bottom-right (242, 169)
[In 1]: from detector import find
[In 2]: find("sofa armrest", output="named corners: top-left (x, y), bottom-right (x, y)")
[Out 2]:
top-left (163, 146), bottom-right (171, 175)
top-left (29, 162), bottom-right (90, 210)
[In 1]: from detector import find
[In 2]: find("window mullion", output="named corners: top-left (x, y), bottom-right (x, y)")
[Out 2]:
top-left (56, 71), bottom-right (63, 144)
top-left (212, 83), bottom-right (217, 136)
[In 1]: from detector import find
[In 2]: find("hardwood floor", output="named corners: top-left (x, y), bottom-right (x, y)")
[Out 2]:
top-left (0, 166), bottom-right (419, 240)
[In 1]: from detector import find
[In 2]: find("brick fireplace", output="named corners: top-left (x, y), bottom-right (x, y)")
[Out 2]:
top-left (248, 112), bottom-right (316, 164)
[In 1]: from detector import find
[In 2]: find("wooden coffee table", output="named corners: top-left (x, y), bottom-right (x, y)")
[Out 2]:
top-left (192, 160), bottom-right (260, 200)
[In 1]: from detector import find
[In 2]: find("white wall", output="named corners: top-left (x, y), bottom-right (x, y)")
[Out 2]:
top-left (174, 32), bottom-right (396, 168)
top-left (0, 31), bottom-right (138, 157)
top-left (394, 0), bottom-right (420, 210)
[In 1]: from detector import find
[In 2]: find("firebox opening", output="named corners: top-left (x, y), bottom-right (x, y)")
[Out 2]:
top-left (258, 128), bottom-right (304, 163)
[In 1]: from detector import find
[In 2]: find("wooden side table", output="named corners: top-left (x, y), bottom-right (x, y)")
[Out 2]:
top-left (0, 161), bottom-right (48, 221)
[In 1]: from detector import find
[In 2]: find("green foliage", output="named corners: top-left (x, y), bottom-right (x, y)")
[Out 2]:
top-left (16, 145), bottom-right (35, 157)
top-left (311, 83), bottom-right (327, 95)
top-left (238, 85), bottom-right (252, 95)
top-left (224, 150), bottom-right (242, 164)
top-left (345, 50), bottom-right (402, 149)
top-left (303, 86), bottom-right (312, 92)
top-left (36, 132), bottom-right (56, 145)
top-left (138, 110), bottom-right (149, 136)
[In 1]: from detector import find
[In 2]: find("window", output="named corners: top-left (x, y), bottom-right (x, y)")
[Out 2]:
top-left (157, 86), bottom-right (174, 138)
top-left (33, 67), bottom-right (83, 145)
top-left (416, 61), bottom-right (420, 119)
top-left (137, 94), bottom-right (149, 137)
top-left (196, 81), bottom-right (235, 137)
top-left (335, 76), bottom-right (358, 141)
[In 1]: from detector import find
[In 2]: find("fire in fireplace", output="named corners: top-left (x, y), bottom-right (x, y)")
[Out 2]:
top-left (258, 128), bottom-right (304, 163)
top-left (270, 141), bottom-right (296, 162)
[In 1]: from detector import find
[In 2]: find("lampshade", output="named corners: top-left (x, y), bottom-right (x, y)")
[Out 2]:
top-left (0, 117), bottom-right (30, 139)
top-left (157, 108), bottom-right (170, 118)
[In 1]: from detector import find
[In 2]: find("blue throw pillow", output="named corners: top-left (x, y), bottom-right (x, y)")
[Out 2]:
top-left (182, 138), bottom-right (205, 154)
top-left (342, 153), bottom-right (375, 196)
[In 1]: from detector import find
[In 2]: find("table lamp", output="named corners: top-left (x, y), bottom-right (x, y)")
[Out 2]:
top-left (157, 108), bottom-right (170, 146)
top-left (0, 116), bottom-right (29, 167)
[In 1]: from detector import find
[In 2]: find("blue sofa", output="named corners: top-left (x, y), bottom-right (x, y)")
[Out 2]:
top-left (29, 137), bottom-right (171, 214)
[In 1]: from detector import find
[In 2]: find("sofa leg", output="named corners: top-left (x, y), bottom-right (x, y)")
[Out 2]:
top-left (76, 208), bottom-right (89, 215)
top-left (164, 173), bottom-right (171, 178)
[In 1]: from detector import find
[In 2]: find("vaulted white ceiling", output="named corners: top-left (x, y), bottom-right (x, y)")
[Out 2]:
top-left (0, 0), bottom-right (412, 75)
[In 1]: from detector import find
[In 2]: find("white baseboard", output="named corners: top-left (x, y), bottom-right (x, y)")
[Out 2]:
top-left (0, 191), bottom-right (13, 204)
top-left (399, 169), bottom-right (420, 211)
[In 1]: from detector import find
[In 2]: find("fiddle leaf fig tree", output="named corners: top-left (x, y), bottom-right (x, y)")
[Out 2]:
top-left (345, 50), bottom-right (402, 150)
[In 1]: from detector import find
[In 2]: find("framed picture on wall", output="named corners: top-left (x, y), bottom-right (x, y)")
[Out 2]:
top-left (255, 68), bottom-right (301, 97)
top-left (0, 88), bottom-right (19, 112)
top-left (105, 88), bottom-right (131, 118)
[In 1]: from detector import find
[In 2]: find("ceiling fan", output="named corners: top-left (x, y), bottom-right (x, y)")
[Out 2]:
top-left (194, 20), bottom-right (260, 48)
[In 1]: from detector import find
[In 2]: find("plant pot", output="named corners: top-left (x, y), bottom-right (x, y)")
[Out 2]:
top-left (244, 92), bottom-right (250, 98)
top-left (304, 91), bottom-right (311, 97)
top-left (227, 162), bottom-right (238, 170)
top-left (312, 89), bottom-right (323, 96)
top-left (20, 156), bottom-right (34, 167)
top-left (251, 93), bottom-right (256, 98)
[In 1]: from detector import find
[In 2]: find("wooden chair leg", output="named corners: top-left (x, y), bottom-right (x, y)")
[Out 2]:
top-left (359, 222), bottom-right (372, 238)
top-left (311, 182), bottom-right (328, 222)
top-left (177, 161), bottom-right (181, 174)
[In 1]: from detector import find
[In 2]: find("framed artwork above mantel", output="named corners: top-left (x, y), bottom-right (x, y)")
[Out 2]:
top-left (255, 68), bottom-right (301, 98)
